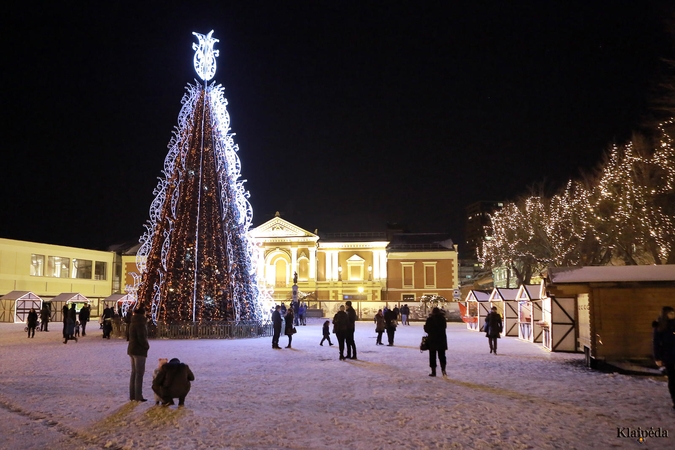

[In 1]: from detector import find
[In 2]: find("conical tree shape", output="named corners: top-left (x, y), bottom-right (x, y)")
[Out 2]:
top-left (135, 80), bottom-right (260, 324)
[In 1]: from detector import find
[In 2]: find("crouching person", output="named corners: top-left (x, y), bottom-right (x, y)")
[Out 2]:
top-left (152, 358), bottom-right (195, 407)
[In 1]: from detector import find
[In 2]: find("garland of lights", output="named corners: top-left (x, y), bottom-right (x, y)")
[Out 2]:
top-left (133, 31), bottom-right (262, 324)
top-left (480, 119), bottom-right (675, 277)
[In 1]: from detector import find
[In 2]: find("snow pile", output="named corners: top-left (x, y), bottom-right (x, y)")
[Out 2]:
top-left (0, 320), bottom-right (672, 449)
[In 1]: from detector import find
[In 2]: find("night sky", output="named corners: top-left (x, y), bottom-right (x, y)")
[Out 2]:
top-left (3, 1), bottom-right (674, 251)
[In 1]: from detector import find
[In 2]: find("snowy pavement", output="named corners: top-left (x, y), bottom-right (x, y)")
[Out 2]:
top-left (0, 319), bottom-right (673, 449)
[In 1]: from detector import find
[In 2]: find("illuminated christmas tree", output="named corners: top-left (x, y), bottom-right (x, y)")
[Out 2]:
top-left (134, 31), bottom-right (261, 324)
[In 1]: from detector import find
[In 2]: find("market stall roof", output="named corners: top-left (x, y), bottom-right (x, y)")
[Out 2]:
top-left (103, 294), bottom-right (134, 303)
top-left (545, 265), bottom-right (675, 284)
top-left (489, 287), bottom-right (520, 301)
top-left (515, 284), bottom-right (542, 301)
top-left (50, 293), bottom-right (90, 303)
top-left (465, 290), bottom-right (491, 302)
top-left (0, 291), bottom-right (42, 301)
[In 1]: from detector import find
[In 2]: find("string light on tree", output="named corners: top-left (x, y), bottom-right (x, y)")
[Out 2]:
top-left (133, 31), bottom-right (262, 325)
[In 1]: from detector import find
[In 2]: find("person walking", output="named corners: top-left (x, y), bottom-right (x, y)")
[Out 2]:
top-left (345, 301), bottom-right (357, 359)
top-left (40, 303), bottom-right (50, 331)
top-left (27, 307), bottom-right (38, 338)
top-left (400, 304), bottom-right (410, 325)
top-left (333, 305), bottom-right (349, 360)
top-left (79, 304), bottom-right (90, 336)
top-left (374, 309), bottom-right (385, 345)
top-left (485, 306), bottom-right (503, 354)
top-left (424, 307), bottom-right (448, 377)
top-left (271, 305), bottom-right (282, 349)
top-left (102, 305), bottom-right (114, 339)
top-left (320, 320), bottom-right (333, 346)
top-left (653, 306), bottom-right (675, 410)
top-left (284, 307), bottom-right (295, 348)
top-left (127, 306), bottom-right (150, 402)
top-left (384, 307), bottom-right (397, 346)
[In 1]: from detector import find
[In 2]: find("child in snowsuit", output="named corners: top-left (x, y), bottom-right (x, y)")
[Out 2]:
top-left (320, 320), bottom-right (333, 346)
top-left (153, 358), bottom-right (168, 405)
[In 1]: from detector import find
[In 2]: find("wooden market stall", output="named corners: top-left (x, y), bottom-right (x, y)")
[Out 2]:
top-left (461, 290), bottom-right (491, 331)
top-left (0, 291), bottom-right (43, 323)
top-left (515, 284), bottom-right (543, 343)
top-left (488, 287), bottom-right (520, 337)
top-left (103, 293), bottom-right (136, 316)
top-left (543, 265), bottom-right (675, 368)
top-left (50, 293), bottom-right (90, 322)
top-left (539, 279), bottom-right (577, 352)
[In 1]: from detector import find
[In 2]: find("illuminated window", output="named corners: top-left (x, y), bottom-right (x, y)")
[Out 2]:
top-left (31, 254), bottom-right (45, 276)
top-left (47, 256), bottom-right (70, 278)
top-left (402, 294), bottom-right (415, 303)
top-left (401, 263), bottom-right (414, 288)
top-left (346, 254), bottom-right (365, 281)
top-left (298, 257), bottom-right (309, 281)
top-left (424, 262), bottom-right (437, 288)
top-left (72, 259), bottom-right (92, 279)
top-left (95, 262), bottom-right (107, 280)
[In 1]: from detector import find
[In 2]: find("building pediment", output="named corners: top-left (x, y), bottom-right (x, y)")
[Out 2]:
top-left (250, 214), bottom-right (318, 240)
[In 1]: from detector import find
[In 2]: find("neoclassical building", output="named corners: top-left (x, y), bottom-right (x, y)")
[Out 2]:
top-left (250, 213), bottom-right (459, 319)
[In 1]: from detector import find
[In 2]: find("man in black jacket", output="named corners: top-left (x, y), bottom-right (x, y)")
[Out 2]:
top-left (345, 301), bottom-right (357, 359)
top-left (271, 305), bottom-right (283, 349)
top-left (78, 304), bottom-right (90, 336)
top-left (152, 358), bottom-right (195, 406)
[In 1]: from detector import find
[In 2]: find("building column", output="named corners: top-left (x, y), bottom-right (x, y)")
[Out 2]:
top-left (309, 247), bottom-right (316, 280)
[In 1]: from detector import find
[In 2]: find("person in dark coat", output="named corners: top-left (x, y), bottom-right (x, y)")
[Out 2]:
top-left (102, 306), bottom-right (114, 339)
top-left (345, 300), bottom-right (357, 359)
top-left (320, 320), bottom-right (333, 346)
top-left (152, 358), bottom-right (195, 406)
top-left (27, 308), bottom-right (38, 338)
top-left (400, 304), bottom-right (410, 325)
top-left (127, 306), bottom-right (150, 402)
top-left (333, 305), bottom-right (349, 360)
top-left (424, 307), bottom-right (448, 377)
top-left (374, 309), bottom-right (385, 345)
top-left (78, 304), bottom-right (90, 336)
top-left (284, 308), bottom-right (295, 348)
top-left (485, 306), bottom-right (503, 354)
top-left (124, 307), bottom-right (133, 341)
top-left (64, 303), bottom-right (77, 344)
top-left (271, 305), bottom-right (282, 349)
top-left (62, 303), bottom-right (69, 339)
top-left (40, 303), bottom-right (50, 331)
top-left (384, 307), bottom-right (397, 346)
top-left (653, 306), bottom-right (675, 410)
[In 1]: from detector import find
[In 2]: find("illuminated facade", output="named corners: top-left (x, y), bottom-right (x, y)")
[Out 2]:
top-left (0, 238), bottom-right (116, 318)
top-left (249, 214), bottom-right (459, 319)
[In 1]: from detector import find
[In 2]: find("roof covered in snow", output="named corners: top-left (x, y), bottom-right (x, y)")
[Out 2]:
top-left (546, 265), bottom-right (675, 284)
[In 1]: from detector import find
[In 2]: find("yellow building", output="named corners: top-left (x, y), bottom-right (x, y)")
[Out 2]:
top-left (250, 214), bottom-right (459, 319)
top-left (0, 238), bottom-right (117, 319)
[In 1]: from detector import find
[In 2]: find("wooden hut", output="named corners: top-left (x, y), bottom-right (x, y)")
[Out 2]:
top-left (462, 290), bottom-right (491, 331)
top-left (515, 284), bottom-right (543, 343)
top-left (542, 265), bottom-right (675, 368)
top-left (539, 279), bottom-right (576, 352)
top-left (50, 293), bottom-right (90, 322)
top-left (103, 293), bottom-right (136, 316)
top-left (488, 287), bottom-right (520, 337)
top-left (0, 291), bottom-right (42, 323)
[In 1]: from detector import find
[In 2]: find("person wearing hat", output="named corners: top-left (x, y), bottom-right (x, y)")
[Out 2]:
top-left (152, 357), bottom-right (195, 406)
top-left (127, 305), bottom-right (150, 402)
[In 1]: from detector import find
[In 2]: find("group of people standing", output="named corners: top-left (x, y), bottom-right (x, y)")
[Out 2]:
top-left (61, 303), bottom-right (91, 343)
top-left (373, 307), bottom-right (398, 346)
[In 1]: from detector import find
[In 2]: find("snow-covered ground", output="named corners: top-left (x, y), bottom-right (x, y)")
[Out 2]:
top-left (0, 319), bottom-right (672, 449)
